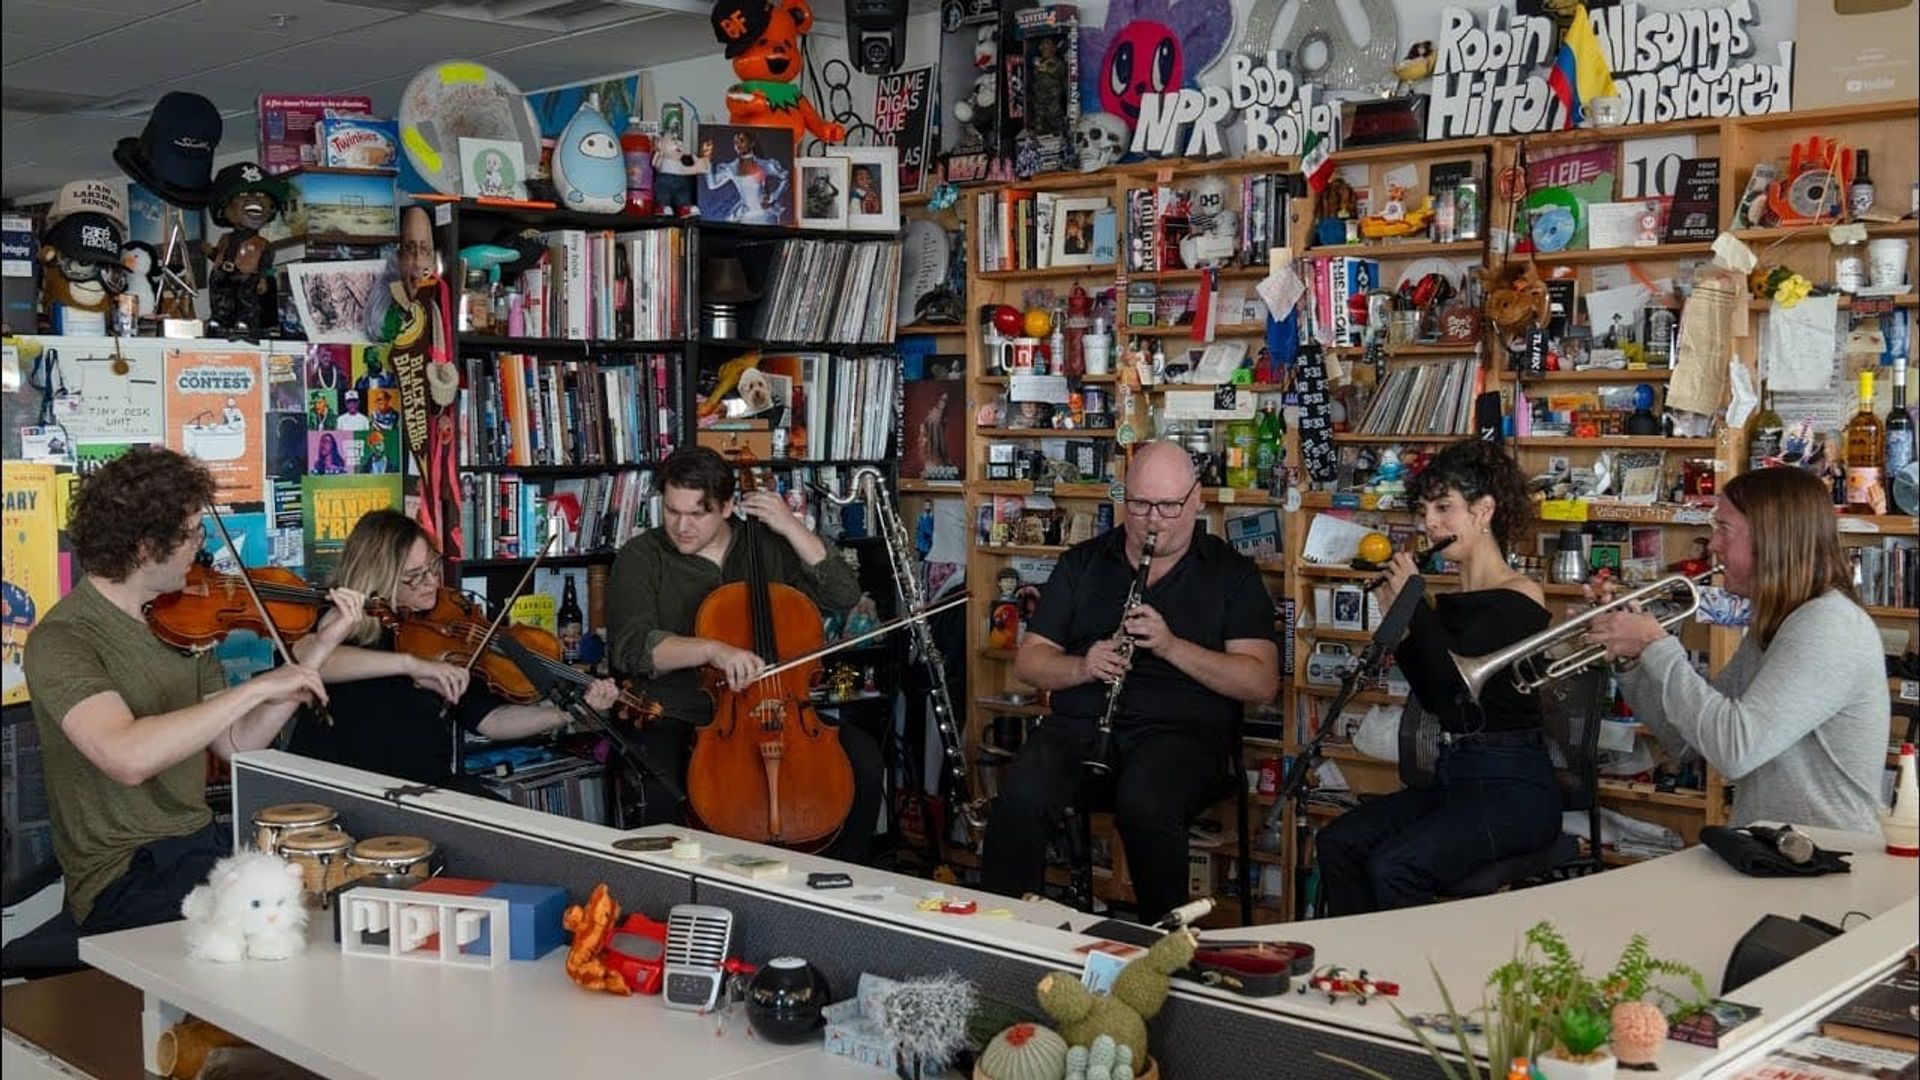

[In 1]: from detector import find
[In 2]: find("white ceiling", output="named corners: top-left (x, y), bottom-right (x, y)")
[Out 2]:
top-left (1, 0), bottom-right (939, 199)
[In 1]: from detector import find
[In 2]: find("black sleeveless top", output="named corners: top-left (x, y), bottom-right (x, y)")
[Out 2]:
top-left (1394, 589), bottom-right (1551, 734)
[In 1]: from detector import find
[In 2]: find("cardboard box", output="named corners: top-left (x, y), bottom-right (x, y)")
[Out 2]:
top-left (1793, 0), bottom-right (1917, 108)
top-left (258, 94), bottom-right (374, 175)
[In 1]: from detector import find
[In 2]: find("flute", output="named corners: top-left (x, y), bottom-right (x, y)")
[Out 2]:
top-left (1361, 535), bottom-right (1455, 592)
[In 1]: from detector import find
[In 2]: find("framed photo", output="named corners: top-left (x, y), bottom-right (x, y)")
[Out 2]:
top-left (1050, 196), bottom-right (1108, 267)
top-left (1629, 526), bottom-right (1663, 562)
top-left (458, 138), bottom-right (527, 200)
top-left (1329, 584), bottom-right (1365, 632)
top-left (286, 259), bottom-right (385, 343)
top-left (794, 156), bottom-right (849, 230)
top-left (699, 124), bottom-right (797, 226)
top-left (827, 146), bottom-right (901, 232)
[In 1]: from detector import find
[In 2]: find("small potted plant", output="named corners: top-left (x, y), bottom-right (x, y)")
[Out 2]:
top-left (1598, 933), bottom-right (1711, 1070)
top-left (1535, 1005), bottom-right (1615, 1080)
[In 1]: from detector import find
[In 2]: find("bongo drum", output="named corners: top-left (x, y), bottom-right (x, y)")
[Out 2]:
top-left (251, 802), bottom-right (337, 853)
top-left (346, 835), bottom-right (439, 888)
top-left (277, 827), bottom-right (355, 907)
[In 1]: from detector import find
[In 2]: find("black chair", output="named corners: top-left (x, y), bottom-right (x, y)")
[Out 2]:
top-left (1426, 668), bottom-right (1609, 898)
top-left (1062, 720), bottom-right (1254, 925)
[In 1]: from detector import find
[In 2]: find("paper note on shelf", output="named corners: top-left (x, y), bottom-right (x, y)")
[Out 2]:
top-left (1008, 374), bottom-right (1070, 404)
top-left (1301, 513), bottom-right (1377, 565)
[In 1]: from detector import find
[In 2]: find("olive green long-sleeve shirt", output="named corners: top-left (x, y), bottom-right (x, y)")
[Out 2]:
top-left (607, 524), bottom-right (861, 725)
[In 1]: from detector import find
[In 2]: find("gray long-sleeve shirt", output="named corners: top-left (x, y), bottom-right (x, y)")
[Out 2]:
top-left (1619, 590), bottom-right (1889, 834)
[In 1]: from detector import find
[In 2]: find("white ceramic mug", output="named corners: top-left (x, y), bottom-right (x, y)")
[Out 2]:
top-left (1868, 238), bottom-right (1910, 290)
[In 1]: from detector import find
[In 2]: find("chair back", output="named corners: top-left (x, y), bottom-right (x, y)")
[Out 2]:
top-left (1538, 668), bottom-right (1608, 813)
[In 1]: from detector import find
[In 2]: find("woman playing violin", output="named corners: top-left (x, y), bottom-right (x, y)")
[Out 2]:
top-left (287, 509), bottom-right (618, 792)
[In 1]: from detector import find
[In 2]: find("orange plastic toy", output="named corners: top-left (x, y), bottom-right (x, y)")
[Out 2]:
top-left (711, 0), bottom-right (845, 145)
top-left (561, 883), bottom-right (631, 996)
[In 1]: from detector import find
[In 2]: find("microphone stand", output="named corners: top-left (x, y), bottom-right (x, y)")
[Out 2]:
top-left (498, 632), bottom-right (686, 808)
top-left (1261, 576), bottom-right (1424, 920)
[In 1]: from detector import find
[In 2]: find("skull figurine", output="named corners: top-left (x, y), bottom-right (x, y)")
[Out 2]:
top-left (1074, 113), bottom-right (1129, 172)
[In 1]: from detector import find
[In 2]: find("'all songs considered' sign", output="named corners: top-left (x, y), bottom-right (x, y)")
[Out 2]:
top-left (1428, 0), bottom-right (1793, 140)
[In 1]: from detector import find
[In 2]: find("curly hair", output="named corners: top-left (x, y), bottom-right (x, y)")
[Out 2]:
top-left (658, 446), bottom-right (736, 510)
top-left (68, 446), bottom-right (214, 581)
top-left (1407, 437), bottom-right (1533, 554)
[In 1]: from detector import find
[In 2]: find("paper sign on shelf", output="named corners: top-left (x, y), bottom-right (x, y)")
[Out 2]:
top-left (1008, 374), bottom-right (1070, 405)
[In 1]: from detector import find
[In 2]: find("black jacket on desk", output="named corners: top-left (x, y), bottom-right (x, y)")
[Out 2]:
top-left (1024, 524), bottom-right (1274, 736)
top-left (1395, 589), bottom-right (1551, 733)
top-left (287, 631), bottom-right (507, 784)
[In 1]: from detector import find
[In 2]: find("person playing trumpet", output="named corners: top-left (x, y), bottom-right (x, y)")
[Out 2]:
top-left (981, 442), bottom-right (1278, 923)
top-left (1316, 438), bottom-right (1561, 916)
top-left (1583, 466), bottom-right (1888, 833)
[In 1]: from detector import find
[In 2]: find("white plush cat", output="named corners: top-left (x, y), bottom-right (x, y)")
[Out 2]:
top-left (180, 851), bottom-right (309, 963)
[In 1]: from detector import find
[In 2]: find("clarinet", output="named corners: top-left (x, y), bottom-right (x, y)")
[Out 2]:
top-left (1085, 531), bottom-right (1157, 774)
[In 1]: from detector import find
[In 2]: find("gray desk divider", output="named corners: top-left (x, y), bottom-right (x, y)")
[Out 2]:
top-left (234, 756), bottom-right (1442, 1079)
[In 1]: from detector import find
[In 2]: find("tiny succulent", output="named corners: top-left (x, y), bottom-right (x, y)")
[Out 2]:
top-left (1554, 1005), bottom-right (1611, 1058)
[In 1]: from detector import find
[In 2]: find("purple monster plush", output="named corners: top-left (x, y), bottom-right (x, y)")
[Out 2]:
top-left (1078, 0), bottom-right (1233, 134)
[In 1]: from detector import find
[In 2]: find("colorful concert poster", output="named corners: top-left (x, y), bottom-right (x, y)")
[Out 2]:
top-left (2, 463), bottom-right (60, 706)
top-left (165, 349), bottom-right (265, 506)
top-left (301, 474), bottom-right (402, 581)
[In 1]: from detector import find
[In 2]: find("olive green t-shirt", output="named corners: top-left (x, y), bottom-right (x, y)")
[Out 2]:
top-left (23, 577), bottom-right (224, 923)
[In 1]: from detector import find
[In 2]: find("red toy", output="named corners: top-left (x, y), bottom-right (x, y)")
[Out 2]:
top-left (602, 911), bottom-right (670, 995)
top-left (711, 0), bottom-right (844, 146)
top-left (1299, 965), bottom-right (1400, 1005)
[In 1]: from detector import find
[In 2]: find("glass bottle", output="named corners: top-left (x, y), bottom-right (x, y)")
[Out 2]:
top-left (1850, 149), bottom-right (1875, 218)
top-left (1844, 370), bottom-right (1884, 512)
top-left (1225, 417), bottom-right (1258, 489)
top-left (1834, 234), bottom-right (1868, 295)
top-left (1886, 356), bottom-right (1914, 512)
top-left (558, 576), bottom-right (585, 663)
top-left (1746, 381), bottom-right (1784, 471)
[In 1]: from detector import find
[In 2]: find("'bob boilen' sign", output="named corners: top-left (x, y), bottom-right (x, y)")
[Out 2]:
top-left (1428, 0), bottom-right (1793, 140)
top-left (1129, 52), bottom-right (1339, 159)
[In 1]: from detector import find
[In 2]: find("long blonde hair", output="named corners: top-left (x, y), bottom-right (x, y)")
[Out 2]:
top-left (1723, 467), bottom-right (1859, 647)
top-left (331, 509), bottom-right (435, 645)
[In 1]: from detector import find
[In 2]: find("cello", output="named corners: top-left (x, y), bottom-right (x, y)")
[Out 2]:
top-left (685, 482), bottom-right (854, 850)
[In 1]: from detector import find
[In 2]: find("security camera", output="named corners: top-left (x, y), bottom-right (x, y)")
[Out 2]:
top-left (846, 0), bottom-right (906, 75)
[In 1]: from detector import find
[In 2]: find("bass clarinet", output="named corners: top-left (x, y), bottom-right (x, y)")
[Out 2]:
top-left (1085, 530), bottom-right (1156, 774)
top-left (819, 468), bottom-right (987, 841)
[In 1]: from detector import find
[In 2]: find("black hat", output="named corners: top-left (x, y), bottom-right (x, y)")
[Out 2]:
top-left (711, 0), bottom-right (771, 58)
top-left (44, 212), bottom-right (126, 267)
top-left (112, 91), bottom-right (223, 209)
top-left (208, 162), bottom-right (290, 226)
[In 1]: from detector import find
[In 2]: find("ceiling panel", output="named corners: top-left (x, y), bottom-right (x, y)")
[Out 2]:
top-left (165, 0), bottom-right (400, 36)
top-left (295, 13), bottom-right (558, 82)
top-left (0, 2), bottom-right (141, 66)
top-left (7, 23), bottom-right (292, 97)
top-left (46, 0), bottom-right (194, 15)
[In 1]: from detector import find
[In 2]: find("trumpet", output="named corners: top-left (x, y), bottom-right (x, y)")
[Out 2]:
top-left (1449, 566), bottom-right (1723, 703)
top-left (1086, 531), bottom-right (1157, 773)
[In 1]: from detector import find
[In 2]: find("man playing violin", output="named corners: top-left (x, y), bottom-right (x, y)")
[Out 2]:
top-left (981, 442), bottom-right (1279, 923)
top-left (288, 509), bottom-right (620, 793)
top-left (607, 446), bottom-right (884, 862)
top-left (22, 448), bottom-right (355, 935)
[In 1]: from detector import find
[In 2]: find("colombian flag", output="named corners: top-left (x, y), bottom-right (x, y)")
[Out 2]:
top-left (1548, 4), bottom-right (1618, 129)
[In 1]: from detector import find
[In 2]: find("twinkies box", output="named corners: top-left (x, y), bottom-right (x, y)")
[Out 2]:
top-left (317, 117), bottom-right (399, 170)
top-left (258, 94), bottom-right (374, 175)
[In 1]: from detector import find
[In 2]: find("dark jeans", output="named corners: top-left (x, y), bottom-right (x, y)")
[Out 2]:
top-left (624, 715), bottom-right (886, 865)
top-left (982, 716), bottom-right (1227, 924)
top-left (77, 821), bottom-right (232, 935)
top-left (1316, 736), bottom-right (1561, 916)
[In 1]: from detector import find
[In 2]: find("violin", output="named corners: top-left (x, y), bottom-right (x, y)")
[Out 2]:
top-left (387, 587), bottom-right (661, 721)
top-left (145, 561), bottom-right (367, 651)
top-left (685, 474), bottom-right (853, 850)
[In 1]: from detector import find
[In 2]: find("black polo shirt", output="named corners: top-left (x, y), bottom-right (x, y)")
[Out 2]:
top-left (1025, 524), bottom-right (1274, 736)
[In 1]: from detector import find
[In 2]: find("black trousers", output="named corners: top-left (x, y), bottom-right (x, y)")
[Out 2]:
top-left (78, 821), bottom-right (232, 935)
top-left (623, 714), bottom-right (886, 865)
top-left (1315, 737), bottom-right (1561, 916)
top-left (981, 716), bottom-right (1227, 923)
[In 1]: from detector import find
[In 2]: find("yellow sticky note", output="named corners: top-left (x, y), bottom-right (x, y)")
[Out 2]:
top-left (1540, 499), bottom-right (1590, 522)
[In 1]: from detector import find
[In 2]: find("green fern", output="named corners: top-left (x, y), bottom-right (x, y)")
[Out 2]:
top-left (1600, 933), bottom-right (1711, 1018)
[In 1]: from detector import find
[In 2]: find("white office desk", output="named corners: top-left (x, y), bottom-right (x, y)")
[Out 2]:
top-left (77, 754), bottom-right (1920, 1080)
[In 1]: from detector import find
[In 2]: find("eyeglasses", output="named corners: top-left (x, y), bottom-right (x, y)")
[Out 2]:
top-left (1122, 479), bottom-right (1200, 519)
top-left (399, 564), bottom-right (441, 590)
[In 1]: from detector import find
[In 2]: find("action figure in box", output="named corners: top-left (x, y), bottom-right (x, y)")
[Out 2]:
top-left (1014, 6), bottom-right (1080, 177)
top-left (939, 3), bottom-right (1018, 184)
top-left (205, 163), bottom-right (288, 341)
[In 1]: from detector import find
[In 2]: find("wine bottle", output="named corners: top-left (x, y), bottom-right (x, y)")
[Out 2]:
top-left (1843, 370), bottom-right (1884, 512)
top-left (1887, 356), bottom-right (1915, 514)
top-left (558, 575), bottom-right (585, 663)
top-left (1746, 380), bottom-right (1784, 471)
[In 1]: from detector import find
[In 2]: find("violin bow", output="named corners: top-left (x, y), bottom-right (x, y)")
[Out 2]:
top-left (203, 502), bottom-right (334, 727)
top-left (752, 591), bottom-right (971, 684)
top-left (451, 530), bottom-right (557, 686)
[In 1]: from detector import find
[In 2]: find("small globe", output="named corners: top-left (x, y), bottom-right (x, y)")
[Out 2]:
top-left (1358, 532), bottom-right (1394, 564)
top-left (1023, 308), bottom-right (1054, 337)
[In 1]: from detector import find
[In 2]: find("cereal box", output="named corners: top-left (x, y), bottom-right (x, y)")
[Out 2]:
top-left (317, 117), bottom-right (399, 169)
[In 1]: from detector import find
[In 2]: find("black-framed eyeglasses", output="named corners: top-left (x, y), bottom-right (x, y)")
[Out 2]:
top-left (1122, 478), bottom-right (1200, 518)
